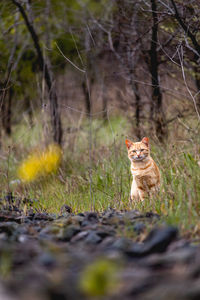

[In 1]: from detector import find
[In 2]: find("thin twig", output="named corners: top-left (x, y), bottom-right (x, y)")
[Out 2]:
top-left (70, 29), bottom-right (85, 67)
top-left (178, 46), bottom-right (200, 122)
top-left (86, 24), bottom-right (96, 46)
top-left (55, 42), bottom-right (85, 73)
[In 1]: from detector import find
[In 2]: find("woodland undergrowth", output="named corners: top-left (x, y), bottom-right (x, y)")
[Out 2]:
top-left (0, 114), bottom-right (199, 238)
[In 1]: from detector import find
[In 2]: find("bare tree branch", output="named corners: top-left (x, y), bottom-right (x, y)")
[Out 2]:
top-left (170, 0), bottom-right (200, 59)
top-left (178, 45), bottom-right (200, 121)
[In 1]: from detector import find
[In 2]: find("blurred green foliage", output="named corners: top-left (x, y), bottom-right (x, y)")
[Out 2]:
top-left (0, 0), bottom-right (110, 114)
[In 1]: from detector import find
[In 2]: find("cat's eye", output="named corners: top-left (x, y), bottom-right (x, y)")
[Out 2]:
top-left (132, 150), bottom-right (136, 153)
top-left (141, 149), bottom-right (145, 151)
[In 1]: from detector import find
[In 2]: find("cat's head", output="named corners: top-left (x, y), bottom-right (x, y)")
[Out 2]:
top-left (125, 137), bottom-right (150, 162)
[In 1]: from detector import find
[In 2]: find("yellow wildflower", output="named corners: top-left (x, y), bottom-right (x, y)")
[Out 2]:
top-left (18, 144), bottom-right (62, 182)
top-left (42, 144), bottom-right (62, 174)
top-left (79, 259), bottom-right (119, 297)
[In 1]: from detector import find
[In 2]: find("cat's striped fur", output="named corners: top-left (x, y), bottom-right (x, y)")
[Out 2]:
top-left (125, 137), bottom-right (160, 201)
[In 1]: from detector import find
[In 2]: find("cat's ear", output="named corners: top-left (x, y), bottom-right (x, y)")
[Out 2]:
top-left (142, 137), bottom-right (149, 146)
top-left (125, 139), bottom-right (133, 149)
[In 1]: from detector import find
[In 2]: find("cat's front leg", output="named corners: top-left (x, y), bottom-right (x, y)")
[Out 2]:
top-left (149, 184), bottom-right (160, 198)
top-left (138, 188), bottom-right (146, 201)
top-left (130, 178), bottom-right (139, 201)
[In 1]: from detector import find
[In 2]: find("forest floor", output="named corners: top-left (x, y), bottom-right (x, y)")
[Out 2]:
top-left (1, 115), bottom-right (199, 235)
top-left (0, 116), bottom-right (199, 299)
top-left (0, 197), bottom-right (200, 300)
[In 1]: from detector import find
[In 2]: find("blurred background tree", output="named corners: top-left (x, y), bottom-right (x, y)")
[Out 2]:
top-left (1, 0), bottom-right (199, 146)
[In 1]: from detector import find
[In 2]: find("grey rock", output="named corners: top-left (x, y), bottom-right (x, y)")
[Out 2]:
top-left (58, 225), bottom-right (80, 241)
top-left (110, 237), bottom-right (132, 252)
top-left (18, 235), bottom-right (29, 243)
top-left (0, 222), bottom-right (18, 236)
top-left (71, 215), bottom-right (85, 225)
top-left (126, 227), bottom-right (178, 258)
top-left (77, 213), bottom-right (85, 217)
top-left (81, 220), bottom-right (90, 227)
top-left (85, 231), bottom-right (102, 244)
top-left (96, 228), bottom-right (115, 239)
top-left (71, 231), bottom-right (89, 243)
top-left (86, 212), bottom-right (98, 223)
top-left (123, 210), bottom-right (141, 220)
top-left (38, 252), bottom-right (56, 268)
top-left (60, 204), bottom-right (72, 214)
top-left (98, 236), bottom-right (116, 250)
top-left (33, 213), bottom-right (54, 221)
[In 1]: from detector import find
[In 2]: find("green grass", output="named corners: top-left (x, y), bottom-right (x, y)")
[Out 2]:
top-left (0, 114), bottom-right (200, 237)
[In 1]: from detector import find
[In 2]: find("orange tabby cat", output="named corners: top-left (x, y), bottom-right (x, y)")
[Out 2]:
top-left (125, 137), bottom-right (160, 201)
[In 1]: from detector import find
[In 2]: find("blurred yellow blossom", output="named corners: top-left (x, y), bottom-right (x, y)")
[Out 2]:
top-left (18, 144), bottom-right (62, 182)
top-left (79, 258), bottom-right (119, 297)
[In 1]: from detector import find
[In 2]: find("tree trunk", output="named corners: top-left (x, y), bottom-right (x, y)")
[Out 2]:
top-left (193, 55), bottom-right (200, 109)
top-left (12, 0), bottom-right (63, 145)
top-left (130, 71), bottom-right (141, 139)
top-left (2, 87), bottom-right (13, 135)
top-left (82, 28), bottom-right (95, 116)
top-left (82, 80), bottom-right (92, 115)
top-left (149, 0), bottom-right (167, 141)
top-left (0, 58), bottom-right (14, 142)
